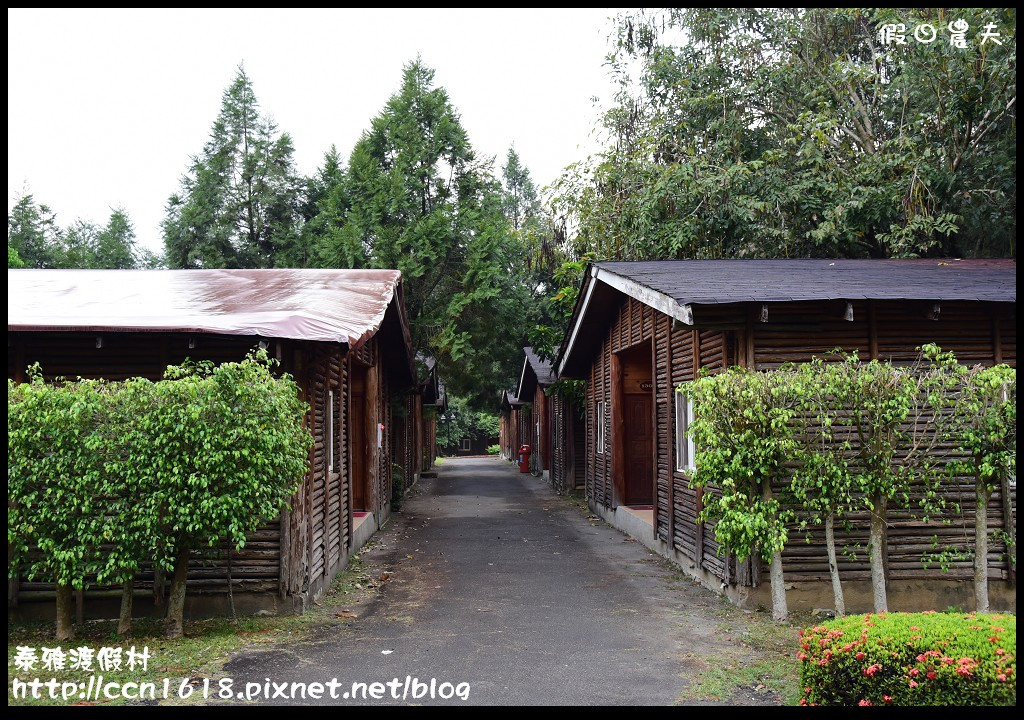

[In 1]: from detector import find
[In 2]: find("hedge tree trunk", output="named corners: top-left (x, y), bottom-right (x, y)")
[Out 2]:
top-left (868, 492), bottom-right (888, 612)
top-left (55, 583), bottom-right (74, 641)
top-left (117, 580), bottom-right (134, 636)
top-left (165, 548), bottom-right (191, 639)
top-left (825, 513), bottom-right (846, 618)
top-left (975, 482), bottom-right (991, 613)
top-left (769, 550), bottom-right (788, 622)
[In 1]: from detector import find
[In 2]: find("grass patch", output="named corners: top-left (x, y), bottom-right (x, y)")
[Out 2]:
top-left (8, 551), bottom-right (377, 706)
top-left (684, 656), bottom-right (799, 705)
top-left (678, 611), bottom-right (807, 706)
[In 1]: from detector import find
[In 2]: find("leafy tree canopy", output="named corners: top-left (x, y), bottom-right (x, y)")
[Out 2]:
top-left (552, 8), bottom-right (1016, 260)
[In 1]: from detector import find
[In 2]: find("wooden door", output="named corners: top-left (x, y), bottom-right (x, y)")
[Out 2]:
top-left (623, 393), bottom-right (653, 505)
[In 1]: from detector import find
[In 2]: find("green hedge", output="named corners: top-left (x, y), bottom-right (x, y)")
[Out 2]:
top-left (799, 612), bottom-right (1015, 706)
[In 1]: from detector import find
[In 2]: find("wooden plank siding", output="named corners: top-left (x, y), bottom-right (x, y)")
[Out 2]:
top-left (8, 328), bottom-right (406, 616)
top-left (579, 295), bottom-right (1017, 590)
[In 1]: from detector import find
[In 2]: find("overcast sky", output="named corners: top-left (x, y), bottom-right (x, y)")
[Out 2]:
top-left (8, 8), bottom-right (624, 254)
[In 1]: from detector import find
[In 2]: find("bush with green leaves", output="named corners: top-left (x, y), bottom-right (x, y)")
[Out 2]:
top-left (487, 444), bottom-right (500, 455)
top-left (683, 366), bottom-right (802, 621)
top-left (8, 373), bottom-right (110, 640)
top-left (799, 612), bottom-right (1015, 706)
top-left (8, 351), bottom-right (311, 639)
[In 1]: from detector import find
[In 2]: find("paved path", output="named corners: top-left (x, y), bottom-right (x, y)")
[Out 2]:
top-left (224, 457), bottom-right (788, 705)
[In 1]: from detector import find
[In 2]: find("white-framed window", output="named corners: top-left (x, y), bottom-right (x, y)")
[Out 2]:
top-left (596, 401), bottom-right (606, 454)
top-left (327, 390), bottom-right (335, 473)
top-left (675, 393), bottom-right (696, 473)
top-left (461, 438), bottom-right (472, 451)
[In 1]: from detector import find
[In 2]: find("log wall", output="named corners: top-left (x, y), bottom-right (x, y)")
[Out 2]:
top-left (580, 296), bottom-right (1017, 591)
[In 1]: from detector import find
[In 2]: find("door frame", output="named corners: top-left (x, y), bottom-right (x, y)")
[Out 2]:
top-left (610, 340), bottom-right (655, 508)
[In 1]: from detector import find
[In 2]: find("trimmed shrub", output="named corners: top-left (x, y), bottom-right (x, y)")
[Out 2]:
top-left (799, 612), bottom-right (1015, 706)
top-left (487, 444), bottom-right (500, 455)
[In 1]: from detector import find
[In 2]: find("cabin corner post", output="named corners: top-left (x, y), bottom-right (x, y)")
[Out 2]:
top-left (992, 316), bottom-right (1003, 365)
top-left (279, 505), bottom-right (291, 600)
top-left (868, 300), bottom-right (879, 361)
top-left (743, 305), bottom-right (755, 369)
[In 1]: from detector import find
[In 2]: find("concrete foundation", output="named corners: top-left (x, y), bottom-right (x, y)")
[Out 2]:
top-left (590, 499), bottom-right (1017, 614)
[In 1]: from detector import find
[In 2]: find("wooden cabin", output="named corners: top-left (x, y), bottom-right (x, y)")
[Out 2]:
top-left (556, 259), bottom-right (1016, 612)
top-left (499, 390), bottom-right (528, 462)
top-left (517, 347), bottom-right (555, 478)
top-left (516, 347), bottom-right (585, 493)
top-left (392, 355), bottom-right (445, 496)
top-left (8, 268), bottom-right (416, 619)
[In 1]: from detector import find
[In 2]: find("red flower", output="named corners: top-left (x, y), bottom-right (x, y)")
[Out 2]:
top-left (805, 687), bottom-right (811, 694)
top-left (883, 696), bottom-right (893, 704)
top-left (926, 672), bottom-right (937, 680)
top-left (799, 698), bottom-right (808, 706)
top-left (908, 680), bottom-right (919, 688)
top-left (909, 626), bottom-right (920, 631)
top-left (858, 700), bottom-right (872, 706)
top-left (997, 674), bottom-right (1007, 683)
top-left (864, 664), bottom-right (882, 677)
top-left (989, 636), bottom-right (999, 643)
top-left (995, 649), bottom-right (1005, 656)
top-left (909, 668), bottom-right (920, 677)
top-left (955, 667), bottom-right (972, 677)
top-left (797, 651), bottom-right (808, 661)
top-left (916, 653), bottom-right (927, 663)
top-left (942, 657), bottom-right (954, 665)
top-left (856, 652), bottom-right (866, 661)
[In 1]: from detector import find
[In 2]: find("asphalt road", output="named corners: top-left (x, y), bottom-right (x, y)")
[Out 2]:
top-left (223, 456), bottom-right (778, 705)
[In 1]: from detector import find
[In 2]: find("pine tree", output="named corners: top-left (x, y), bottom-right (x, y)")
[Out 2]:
top-left (315, 59), bottom-right (532, 403)
top-left (163, 65), bottom-right (304, 268)
top-left (8, 194), bottom-right (60, 268)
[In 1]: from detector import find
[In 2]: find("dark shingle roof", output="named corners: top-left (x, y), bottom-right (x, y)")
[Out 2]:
top-left (597, 259), bottom-right (1016, 304)
top-left (523, 346), bottom-right (557, 387)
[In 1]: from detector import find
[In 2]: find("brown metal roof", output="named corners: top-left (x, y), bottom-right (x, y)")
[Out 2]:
top-left (8, 268), bottom-right (404, 349)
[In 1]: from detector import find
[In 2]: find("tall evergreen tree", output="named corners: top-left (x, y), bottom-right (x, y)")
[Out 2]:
top-left (8, 194), bottom-right (60, 268)
top-left (94, 209), bottom-right (141, 269)
top-left (315, 59), bottom-right (531, 404)
top-left (502, 147), bottom-right (543, 233)
top-left (305, 146), bottom-right (355, 268)
top-left (163, 65), bottom-right (304, 268)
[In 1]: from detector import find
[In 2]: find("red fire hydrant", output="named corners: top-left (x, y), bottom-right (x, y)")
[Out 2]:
top-left (518, 444), bottom-right (531, 473)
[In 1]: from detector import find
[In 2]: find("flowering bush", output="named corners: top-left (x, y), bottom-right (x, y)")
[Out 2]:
top-left (799, 612), bottom-right (1015, 706)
